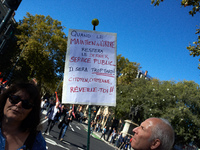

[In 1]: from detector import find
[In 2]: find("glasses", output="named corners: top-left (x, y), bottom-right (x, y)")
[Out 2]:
top-left (8, 95), bottom-right (34, 109)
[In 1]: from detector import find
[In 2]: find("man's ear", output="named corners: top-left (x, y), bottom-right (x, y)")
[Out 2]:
top-left (150, 139), bottom-right (161, 149)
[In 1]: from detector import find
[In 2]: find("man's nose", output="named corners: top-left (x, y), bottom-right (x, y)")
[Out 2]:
top-left (133, 127), bottom-right (138, 133)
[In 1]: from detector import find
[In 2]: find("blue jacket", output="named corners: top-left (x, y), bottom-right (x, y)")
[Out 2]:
top-left (0, 128), bottom-right (46, 150)
top-left (46, 106), bottom-right (61, 121)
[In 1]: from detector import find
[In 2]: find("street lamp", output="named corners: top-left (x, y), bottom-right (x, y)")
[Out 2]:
top-left (91, 18), bottom-right (99, 31)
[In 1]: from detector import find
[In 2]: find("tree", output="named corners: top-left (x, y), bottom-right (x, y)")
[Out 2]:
top-left (115, 76), bottom-right (200, 147)
top-left (114, 54), bottom-right (200, 146)
top-left (151, 0), bottom-right (200, 16)
top-left (187, 26), bottom-right (200, 69)
top-left (16, 13), bottom-right (67, 91)
top-left (112, 55), bottom-right (141, 120)
top-left (143, 80), bottom-right (200, 147)
top-left (117, 54), bottom-right (141, 85)
top-left (151, 0), bottom-right (200, 69)
top-left (170, 81), bottom-right (200, 147)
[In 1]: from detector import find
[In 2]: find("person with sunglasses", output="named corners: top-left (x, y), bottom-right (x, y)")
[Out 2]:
top-left (0, 82), bottom-right (46, 150)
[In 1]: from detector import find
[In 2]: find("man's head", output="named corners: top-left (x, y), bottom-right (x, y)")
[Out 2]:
top-left (131, 117), bottom-right (175, 150)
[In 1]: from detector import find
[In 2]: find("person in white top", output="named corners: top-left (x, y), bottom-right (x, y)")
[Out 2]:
top-left (43, 102), bottom-right (61, 135)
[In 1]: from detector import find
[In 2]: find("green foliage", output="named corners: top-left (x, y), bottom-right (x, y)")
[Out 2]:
top-left (16, 13), bottom-right (67, 92)
top-left (187, 26), bottom-right (200, 68)
top-left (180, 0), bottom-right (200, 16)
top-left (151, 0), bottom-right (163, 6)
top-left (117, 54), bottom-right (141, 85)
top-left (151, 0), bottom-right (200, 69)
top-left (115, 77), bottom-right (200, 147)
top-left (152, 0), bottom-right (200, 13)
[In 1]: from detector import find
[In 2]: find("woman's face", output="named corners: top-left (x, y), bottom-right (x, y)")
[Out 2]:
top-left (3, 90), bottom-right (33, 122)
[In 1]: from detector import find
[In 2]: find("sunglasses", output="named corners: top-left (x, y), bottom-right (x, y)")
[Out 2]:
top-left (8, 95), bottom-right (34, 109)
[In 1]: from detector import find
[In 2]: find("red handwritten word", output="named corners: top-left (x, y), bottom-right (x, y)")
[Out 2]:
top-left (68, 77), bottom-right (111, 84)
top-left (70, 38), bottom-right (115, 48)
top-left (70, 86), bottom-right (97, 93)
top-left (93, 59), bottom-right (115, 66)
top-left (70, 56), bottom-right (91, 63)
top-left (89, 53), bottom-right (109, 59)
top-left (82, 48), bottom-right (103, 53)
top-left (91, 68), bottom-right (115, 74)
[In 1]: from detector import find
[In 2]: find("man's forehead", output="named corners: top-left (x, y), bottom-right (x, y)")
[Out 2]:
top-left (141, 118), bottom-right (154, 129)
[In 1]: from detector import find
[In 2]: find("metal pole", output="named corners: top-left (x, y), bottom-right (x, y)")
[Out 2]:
top-left (87, 19), bottom-right (99, 150)
top-left (55, 79), bottom-right (63, 92)
top-left (87, 105), bottom-right (91, 150)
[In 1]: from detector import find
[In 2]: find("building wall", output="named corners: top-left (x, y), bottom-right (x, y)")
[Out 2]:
top-left (0, 0), bottom-right (16, 28)
top-left (0, 1), bottom-right (7, 21)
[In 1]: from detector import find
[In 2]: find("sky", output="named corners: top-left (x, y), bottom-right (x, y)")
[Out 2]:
top-left (14, 0), bottom-right (200, 85)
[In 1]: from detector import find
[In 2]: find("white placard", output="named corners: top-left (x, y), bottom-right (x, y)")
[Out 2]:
top-left (62, 29), bottom-right (117, 106)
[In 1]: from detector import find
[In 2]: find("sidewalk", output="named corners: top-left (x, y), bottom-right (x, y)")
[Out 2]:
top-left (80, 122), bottom-right (117, 149)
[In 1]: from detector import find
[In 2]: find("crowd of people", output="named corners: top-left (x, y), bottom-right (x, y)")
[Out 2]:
top-left (41, 99), bottom-right (74, 142)
top-left (0, 81), bottom-right (175, 150)
top-left (90, 120), bottom-right (132, 150)
top-left (98, 124), bottom-right (132, 150)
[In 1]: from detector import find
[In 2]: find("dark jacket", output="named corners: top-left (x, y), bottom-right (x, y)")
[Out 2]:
top-left (62, 112), bottom-right (73, 125)
top-left (46, 106), bottom-right (61, 121)
top-left (107, 128), bottom-right (112, 136)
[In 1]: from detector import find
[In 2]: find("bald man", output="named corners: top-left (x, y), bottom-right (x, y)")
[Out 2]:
top-left (131, 117), bottom-right (175, 150)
